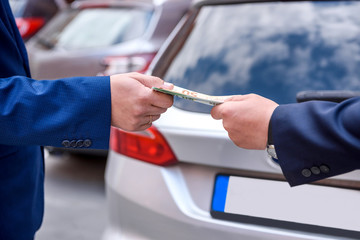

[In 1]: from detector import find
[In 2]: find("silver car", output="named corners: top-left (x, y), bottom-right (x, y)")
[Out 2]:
top-left (26, 0), bottom-right (191, 80)
top-left (104, 0), bottom-right (360, 239)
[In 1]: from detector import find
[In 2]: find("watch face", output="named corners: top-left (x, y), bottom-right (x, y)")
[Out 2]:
top-left (267, 145), bottom-right (278, 160)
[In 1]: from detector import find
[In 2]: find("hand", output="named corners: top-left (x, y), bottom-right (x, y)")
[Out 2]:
top-left (110, 72), bottom-right (173, 131)
top-left (211, 94), bottom-right (278, 149)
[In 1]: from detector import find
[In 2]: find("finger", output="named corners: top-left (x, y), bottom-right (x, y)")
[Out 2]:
top-left (137, 114), bottom-right (161, 130)
top-left (224, 95), bottom-right (245, 102)
top-left (140, 115), bottom-right (153, 126)
top-left (211, 105), bottom-right (223, 120)
top-left (140, 114), bottom-right (161, 126)
top-left (136, 124), bottom-right (153, 131)
top-left (146, 105), bottom-right (168, 116)
top-left (150, 91), bottom-right (174, 109)
top-left (228, 132), bottom-right (242, 148)
top-left (160, 82), bottom-right (174, 90)
top-left (150, 114), bottom-right (161, 122)
top-left (130, 72), bottom-right (165, 88)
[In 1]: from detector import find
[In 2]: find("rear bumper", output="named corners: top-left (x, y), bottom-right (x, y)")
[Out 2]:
top-left (103, 150), bottom-right (347, 240)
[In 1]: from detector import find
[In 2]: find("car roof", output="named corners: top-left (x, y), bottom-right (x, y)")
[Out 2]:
top-left (71, 0), bottom-right (154, 9)
top-left (193, 0), bottom-right (265, 6)
top-left (193, 0), bottom-right (360, 7)
top-left (71, 0), bottom-right (188, 9)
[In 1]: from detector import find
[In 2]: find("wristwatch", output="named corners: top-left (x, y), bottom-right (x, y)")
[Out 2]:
top-left (266, 120), bottom-right (278, 160)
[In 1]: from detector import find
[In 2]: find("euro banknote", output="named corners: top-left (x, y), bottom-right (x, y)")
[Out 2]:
top-left (153, 85), bottom-right (230, 106)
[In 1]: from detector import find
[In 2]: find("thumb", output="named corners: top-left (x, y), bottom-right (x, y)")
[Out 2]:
top-left (224, 95), bottom-right (244, 102)
top-left (160, 82), bottom-right (174, 90)
top-left (131, 73), bottom-right (165, 88)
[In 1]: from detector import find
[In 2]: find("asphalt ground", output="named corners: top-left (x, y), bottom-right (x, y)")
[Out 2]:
top-left (35, 150), bottom-right (108, 240)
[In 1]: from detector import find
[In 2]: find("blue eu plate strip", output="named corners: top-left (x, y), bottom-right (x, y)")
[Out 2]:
top-left (212, 175), bottom-right (230, 212)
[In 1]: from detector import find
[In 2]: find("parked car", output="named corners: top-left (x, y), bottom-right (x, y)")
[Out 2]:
top-left (26, 0), bottom-right (191, 80)
top-left (26, 0), bottom-right (191, 155)
top-left (9, 0), bottom-right (72, 41)
top-left (104, 0), bottom-right (360, 239)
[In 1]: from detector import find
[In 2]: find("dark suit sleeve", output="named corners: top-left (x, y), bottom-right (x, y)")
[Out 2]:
top-left (0, 75), bottom-right (111, 149)
top-left (271, 97), bottom-right (360, 186)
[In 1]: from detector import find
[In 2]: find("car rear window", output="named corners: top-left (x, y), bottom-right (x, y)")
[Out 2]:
top-left (162, 1), bottom-right (360, 113)
top-left (35, 7), bottom-right (153, 50)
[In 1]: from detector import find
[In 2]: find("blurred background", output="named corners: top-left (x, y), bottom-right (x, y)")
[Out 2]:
top-left (11, 0), bottom-right (360, 239)
top-left (10, 0), bottom-right (191, 239)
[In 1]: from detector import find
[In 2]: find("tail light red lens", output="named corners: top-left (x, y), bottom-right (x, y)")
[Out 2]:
top-left (101, 52), bottom-right (157, 75)
top-left (110, 126), bottom-right (178, 166)
top-left (15, 17), bottom-right (45, 40)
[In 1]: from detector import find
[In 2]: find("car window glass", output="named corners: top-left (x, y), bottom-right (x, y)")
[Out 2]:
top-left (163, 1), bottom-right (360, 113)
top-left (40, 8), bottom-right (152, 50)
top-left (9, 0), bottom-right (27, 17)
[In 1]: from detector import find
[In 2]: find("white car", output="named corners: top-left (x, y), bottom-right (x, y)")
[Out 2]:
top-left (104, 0), bottom-right (360, 239)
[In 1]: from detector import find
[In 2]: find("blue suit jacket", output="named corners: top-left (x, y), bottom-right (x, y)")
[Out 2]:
top-left (0, 1), bottom-right (111, 239)
top-left (272, 98), bottom-right (360, 186)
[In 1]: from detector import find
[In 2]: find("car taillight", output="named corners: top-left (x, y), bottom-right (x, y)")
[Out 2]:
top-left (110, 126), bottom-right (178, 166)
top-left (15, 17), bottom-right (45, 40)
top-left (101, 52), bottom-right (157, 75)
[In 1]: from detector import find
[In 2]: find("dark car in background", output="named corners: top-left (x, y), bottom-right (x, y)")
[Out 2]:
top-left (105, 0), bottom-right (360, 239)
top-left (26, 0), bottom-right (191, 80)
top-left (9, 0), bottom-right (73, 41)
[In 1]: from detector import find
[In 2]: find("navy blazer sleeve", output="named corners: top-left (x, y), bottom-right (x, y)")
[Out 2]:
top-left (0, 75), bottom-right (111, 149)
top-left (0, 0), bottom-right (112, 149)
top-left (271, 97), bottom-right (360, 186)
top-left (0, 1), bottom-right (111, 238)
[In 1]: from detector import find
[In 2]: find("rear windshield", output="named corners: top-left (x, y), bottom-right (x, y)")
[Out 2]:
top-left (35, 7), bottom-right (153, 50)
top-left (163, 1), bottom-right (360, 113)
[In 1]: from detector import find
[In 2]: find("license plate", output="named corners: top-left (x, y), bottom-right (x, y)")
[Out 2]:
top-left (211, 174), bottom-right (360, 238)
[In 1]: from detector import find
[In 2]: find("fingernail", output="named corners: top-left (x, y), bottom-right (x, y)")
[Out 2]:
top-left (162, 82), bottom-right (174, 89)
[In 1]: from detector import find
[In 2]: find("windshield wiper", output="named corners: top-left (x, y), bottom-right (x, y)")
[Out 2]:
top-left (296, 90), bottom-right (360, 103)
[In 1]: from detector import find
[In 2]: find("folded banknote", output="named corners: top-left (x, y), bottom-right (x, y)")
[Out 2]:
top-left (153, 85), bottom-right (230, 106)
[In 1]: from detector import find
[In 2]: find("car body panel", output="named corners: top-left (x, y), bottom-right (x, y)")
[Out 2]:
top-left (104, 151), bottom-right (357, 240)
top-left (155, 107), bottom-right (280, 173)
top-left (104, 0), bottom-right (360, 239)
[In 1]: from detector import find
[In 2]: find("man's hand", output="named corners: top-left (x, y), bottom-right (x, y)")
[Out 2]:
top-left (211, 94), bottom-right (278, 149)
top-left (110, 72), bottom-right (173, 131)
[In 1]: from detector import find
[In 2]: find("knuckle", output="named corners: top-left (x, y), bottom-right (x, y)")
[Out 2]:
top-left (222, 121), bottom-right (231, 131)
top-left (163, 99), bottom-right (173, 109)
top-left (152, 115), bottom-right (160, 122)
top-left (130, 72), bottom-right (140, 76)
top-left (138, 95), bottom-right (148, 105)
top-left (221, 107), bottom-right (231, 118)
top-left (154, 76), bottom-right (163, 83)
top-left (133, 106), bottom-right (144, 117)
top-left (129, 118), bottom-right (141, 130)
top-left (248, 93), bottom-right (259, 99)
top-left (167, 96), bottom-right (174, 106)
